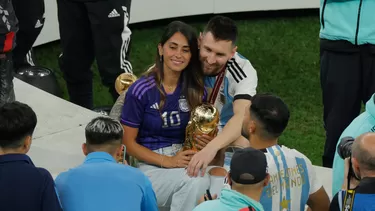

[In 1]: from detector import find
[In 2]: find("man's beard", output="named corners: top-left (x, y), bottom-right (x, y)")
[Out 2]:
top-left (203, 63), bottom-right (224, 77)
top-left (241, 128), bottom-right (250, 140)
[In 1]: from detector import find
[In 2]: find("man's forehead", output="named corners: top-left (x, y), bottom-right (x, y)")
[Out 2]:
top-left (201, 32), bottom-right (233, 53)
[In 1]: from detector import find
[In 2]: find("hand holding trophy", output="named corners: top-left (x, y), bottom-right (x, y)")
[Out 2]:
top-left (183, 103), bottom-right (220, 151)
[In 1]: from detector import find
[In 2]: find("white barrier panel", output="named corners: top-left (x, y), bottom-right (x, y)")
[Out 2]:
top-left (34, 0), bottom-right (319, 46)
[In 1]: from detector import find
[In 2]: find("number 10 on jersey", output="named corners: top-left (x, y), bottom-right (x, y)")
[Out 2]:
top-left (161, 111), bottom-right (181, 128)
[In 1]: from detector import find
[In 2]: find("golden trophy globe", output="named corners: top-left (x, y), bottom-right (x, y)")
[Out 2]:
top-left (115, 72), bottom-right (138, 95)
top-left (183, 103), bottom-right (220, 151)
top-left (109, 72), bottom-right (137, 120)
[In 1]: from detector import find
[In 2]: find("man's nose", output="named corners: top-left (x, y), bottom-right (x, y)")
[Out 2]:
top-left (207, 54), bottom-right (215, 64)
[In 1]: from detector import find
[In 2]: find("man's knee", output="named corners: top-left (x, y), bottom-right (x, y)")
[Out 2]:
top-left (181, 173), bottom-right (210, 198)
top-left (182, 172), bottom-right (210, 187)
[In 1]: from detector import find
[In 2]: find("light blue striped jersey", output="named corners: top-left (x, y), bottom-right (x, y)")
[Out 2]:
top-left (205, 52), bottom-right (257, 129)
top-left (260, 145), bottom-right (322, 211)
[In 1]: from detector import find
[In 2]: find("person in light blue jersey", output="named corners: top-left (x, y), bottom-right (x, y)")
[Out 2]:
top-left (54, 116), bottom-right (158, 211)
top-left (241, 93), bottom-right (330, 211)
top-left (121, 21), bottom-right (210, 211)
top-left (187, 15), bottom-right (258, 177)
top-left (320, 0), bottom-right (375, 168)
top-left (331, 93), bottom-right (375, 196)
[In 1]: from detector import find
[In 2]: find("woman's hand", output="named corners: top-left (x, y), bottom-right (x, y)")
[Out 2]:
top-left (164, 150), bottom-right (196, 168)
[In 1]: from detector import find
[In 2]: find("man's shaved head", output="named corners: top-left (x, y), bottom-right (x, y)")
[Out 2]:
top-left (352, 133), bottom-right (375, 171)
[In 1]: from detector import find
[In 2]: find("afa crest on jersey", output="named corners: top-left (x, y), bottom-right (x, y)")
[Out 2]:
top-left (179, 98), bottom-right (189, 112)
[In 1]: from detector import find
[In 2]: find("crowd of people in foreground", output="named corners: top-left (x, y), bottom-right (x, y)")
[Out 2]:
top-left (2, 14), bottom-right (375, 211)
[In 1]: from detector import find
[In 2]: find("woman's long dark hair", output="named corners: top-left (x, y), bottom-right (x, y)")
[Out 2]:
top-left (144, 21), bottom-right (205, 111)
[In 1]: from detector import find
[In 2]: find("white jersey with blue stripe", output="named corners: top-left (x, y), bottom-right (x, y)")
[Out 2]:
top-left (204, 52), bottom-right (258, 129)
top-left (261, 145), bottom-right (322, 211)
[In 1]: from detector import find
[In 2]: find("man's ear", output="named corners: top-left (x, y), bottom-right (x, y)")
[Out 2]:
top-left (264, 173), bottom-right (270, 187)
top-left (227, 172), bottom-right (232, 186)
top-left (231, 45), bottom-right (237, 58)
top-left (198, 32), bottom-right (203, 47)
top-left (115, 144), bottom-right (123, 158)
top-left (23, 135), bottom-right (32, 153)
top-left (352, 157), bottom-right (361, 178)
top-left (82, 143), bottom-right (88, 156)
top-left (249, 120), bottom-right (256, 134)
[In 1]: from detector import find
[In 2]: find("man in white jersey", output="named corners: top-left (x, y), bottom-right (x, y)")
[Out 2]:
top-left (187, 15), bottom-right (258, 177)
top-left (241, 93), bottom-right (330, 211)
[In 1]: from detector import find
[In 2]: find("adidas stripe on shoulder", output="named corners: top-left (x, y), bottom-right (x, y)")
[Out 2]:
top-left (226, 52), bottom-right (255, 84)
top-left (227, 58), bottom-right (247, 83)
top-left (131, 77), bottom-right (156, 100)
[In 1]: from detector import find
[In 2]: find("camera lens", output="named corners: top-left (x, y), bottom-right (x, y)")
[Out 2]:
top-left (338, 136), bottom-right (355, 159)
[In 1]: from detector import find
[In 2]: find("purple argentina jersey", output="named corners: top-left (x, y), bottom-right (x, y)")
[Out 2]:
top-left (120, 75), bottom-right (207, 150)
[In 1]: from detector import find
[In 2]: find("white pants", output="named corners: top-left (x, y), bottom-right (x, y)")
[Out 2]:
top-left (138, 144), bottom-right (211, 211)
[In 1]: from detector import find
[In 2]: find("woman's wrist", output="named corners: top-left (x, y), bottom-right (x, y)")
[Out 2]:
top-left (160, 155), bottom-right (173, 168)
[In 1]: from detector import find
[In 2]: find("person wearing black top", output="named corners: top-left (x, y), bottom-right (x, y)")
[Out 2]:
top-left (0, 102), bottom-right (62, 211)
top-left (57, 0), bottom-right (133, 109)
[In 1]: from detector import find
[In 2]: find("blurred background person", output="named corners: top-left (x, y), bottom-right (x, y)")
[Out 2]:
top-left (330, 133), bottom-right (375, 211)
top-left (11, 0), bottom-right (45, 71)
top-left (0, 0), bottom-right (46, 106)
top-left (331, 93), bottom-right (375, 196)
top-left (320, 0), bottom-right (375, 168)
top-left (0, 0), bottom-right (17, 106)
top-left (55, 116), bottom-right (158, 211)
top-left (57, 0), bottom-right (133, 109)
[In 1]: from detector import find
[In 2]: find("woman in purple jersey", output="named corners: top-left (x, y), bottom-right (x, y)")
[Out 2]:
top-left (120, 21), bottom-right (211, 211)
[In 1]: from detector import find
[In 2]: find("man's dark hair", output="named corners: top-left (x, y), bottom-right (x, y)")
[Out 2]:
top-left (250, 93), bottom-right (290, 139)
top-left (0, 101), bottom-right (37, 148)
top-left (85, 116), bottom-right (123, 145)
top-left (204, 15), bottom-right (238, 45)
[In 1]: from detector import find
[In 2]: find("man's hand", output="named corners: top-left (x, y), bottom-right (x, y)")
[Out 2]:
top-left (187, 146), bottom-right (218, 177)
top-left (195, 134), bottom-right (214, 150)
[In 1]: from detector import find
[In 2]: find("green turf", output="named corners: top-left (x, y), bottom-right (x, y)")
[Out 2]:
top-left (33, 13), bottom-right (324, 166)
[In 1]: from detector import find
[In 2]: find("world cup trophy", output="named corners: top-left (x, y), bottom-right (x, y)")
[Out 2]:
top-left (114, 72), bottom-right (138, 95)
top-left (110, 72), bottom-right (137, 165)
top-left (109, 72), bottom-right (138, 120)
top-left (183, 103), bottom-right (220, 151)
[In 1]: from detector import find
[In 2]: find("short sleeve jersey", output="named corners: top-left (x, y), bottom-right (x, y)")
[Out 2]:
top-left (260, 145), bottom-right (322, 211)
top-left (120, 75), bottom-right (207, 150)
top-left (205, 52), bottom-right (258, 129)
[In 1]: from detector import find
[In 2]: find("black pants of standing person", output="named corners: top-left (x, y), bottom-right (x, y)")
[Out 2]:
top-left (0, 0), bottom-right (17, 106)
top-left (57, 0), bottom-right (133, 110)
top-left (12, 0), bottom-right (45, 71)
top-left (320, 39), bottom-right (375, 168)
top-left (0, 0), bottom-right (44, 106)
